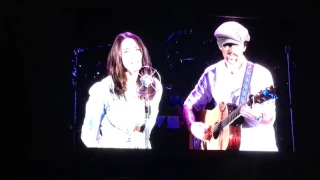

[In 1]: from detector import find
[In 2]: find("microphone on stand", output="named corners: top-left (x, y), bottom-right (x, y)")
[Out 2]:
top-left (136, 65), bottom-right (161, 149)
top-left (138, 66), bottom-right (161, 94)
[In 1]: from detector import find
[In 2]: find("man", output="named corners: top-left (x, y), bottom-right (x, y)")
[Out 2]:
top-left (183, 21), bottom-right (278, 151)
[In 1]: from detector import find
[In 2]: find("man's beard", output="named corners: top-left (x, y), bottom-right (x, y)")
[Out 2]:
top-left (225, 55), bottom-right (245, 73)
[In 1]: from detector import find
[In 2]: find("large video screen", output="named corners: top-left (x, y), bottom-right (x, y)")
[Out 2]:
top-left (70, 16), bottom-right (296, 152)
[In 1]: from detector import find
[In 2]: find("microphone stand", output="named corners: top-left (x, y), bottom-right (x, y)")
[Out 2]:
top-left (138, 65), bottom-right (161, 149)
top-left (285, 45), bottom-right (295, 152)
top-left (144, 94), bottom-right (151, 149)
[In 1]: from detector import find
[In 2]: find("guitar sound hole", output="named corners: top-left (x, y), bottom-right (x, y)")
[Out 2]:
top-left (213, 131), bottom-right (219, 139)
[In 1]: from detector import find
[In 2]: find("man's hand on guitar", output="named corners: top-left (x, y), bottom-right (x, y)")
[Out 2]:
top-left (240, 103), bottom-right (263, 121)
top-left (190, 122), bottom-right (212, 141)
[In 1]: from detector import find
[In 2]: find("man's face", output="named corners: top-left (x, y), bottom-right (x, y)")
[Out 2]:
top-left (220, 43), bottom-right (246, 66)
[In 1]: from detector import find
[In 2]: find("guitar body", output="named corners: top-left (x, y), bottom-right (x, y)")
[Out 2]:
top-left (193, 102), bottom-right (243, 150)
top-left (188, 86), bottom-right (278, 150)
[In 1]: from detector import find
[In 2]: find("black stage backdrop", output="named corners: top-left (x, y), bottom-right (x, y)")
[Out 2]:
top-left (22, 7), bottom-right (316, 180)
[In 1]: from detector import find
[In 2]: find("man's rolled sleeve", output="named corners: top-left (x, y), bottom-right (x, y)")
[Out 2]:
top-left (184, 72), bottom-right (212, 112)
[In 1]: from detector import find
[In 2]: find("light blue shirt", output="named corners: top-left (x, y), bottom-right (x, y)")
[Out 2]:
top-left (81, 75), bottom-right (163, 149)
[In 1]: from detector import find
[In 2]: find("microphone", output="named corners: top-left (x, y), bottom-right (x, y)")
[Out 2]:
top-left (137, 66), bottom-right (161, 98)
top-left (140, 74), bottom-right (154, 88)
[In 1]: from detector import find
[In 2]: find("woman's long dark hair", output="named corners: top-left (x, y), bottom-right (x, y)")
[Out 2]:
top-left (106, 32), bottom-right (156, 100)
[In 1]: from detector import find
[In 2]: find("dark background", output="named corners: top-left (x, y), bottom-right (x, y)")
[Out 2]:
top-left (21, 3), bottom-right (316, 180)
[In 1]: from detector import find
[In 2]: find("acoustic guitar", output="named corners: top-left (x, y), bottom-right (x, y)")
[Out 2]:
top-left (190, 86), bottom-right (278, 150)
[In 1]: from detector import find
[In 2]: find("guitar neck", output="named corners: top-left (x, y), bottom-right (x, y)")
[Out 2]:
top-left (214, 88), bottom-right (277, 131)
top-left (220, 100), bottom-right (249, 129)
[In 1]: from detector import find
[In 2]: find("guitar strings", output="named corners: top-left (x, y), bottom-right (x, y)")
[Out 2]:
top-left (211, 101), bottom-right (248, 135)
top-left (209, 90), bottom-right (274, 138)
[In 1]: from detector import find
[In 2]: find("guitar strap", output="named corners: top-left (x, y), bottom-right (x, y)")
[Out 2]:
top-left (239, 61), bottom-right (255, 105)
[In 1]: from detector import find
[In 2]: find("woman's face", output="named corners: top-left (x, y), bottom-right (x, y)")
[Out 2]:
top-left (121, 38), bottom-right (142, 74)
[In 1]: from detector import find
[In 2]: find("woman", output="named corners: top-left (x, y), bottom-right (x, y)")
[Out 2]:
top-left (81, 32), bottom-right (163, 149)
